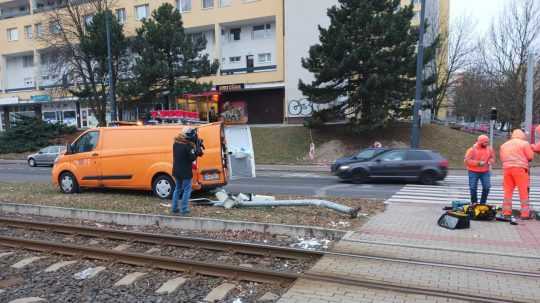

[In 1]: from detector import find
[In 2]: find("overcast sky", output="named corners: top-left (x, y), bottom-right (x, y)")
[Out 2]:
top-left (450, 0), bottom-right (508, 38)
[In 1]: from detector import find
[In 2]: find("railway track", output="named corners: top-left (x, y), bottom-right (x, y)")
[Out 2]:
top-left (0, 217), bottom-right (535, 303)
top-left (0, 217), bottom-right (322, 261)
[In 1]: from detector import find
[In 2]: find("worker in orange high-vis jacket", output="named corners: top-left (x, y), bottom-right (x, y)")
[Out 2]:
top-left (499, 129), bottom-right (534, 219)
top-left (464, 135), bottom-right (495, 204)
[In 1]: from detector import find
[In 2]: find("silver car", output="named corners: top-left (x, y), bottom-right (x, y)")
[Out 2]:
top-left (27, 145), bottom-right (66, 167)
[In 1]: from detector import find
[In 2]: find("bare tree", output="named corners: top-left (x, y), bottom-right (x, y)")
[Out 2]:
top-left (477, 0), bottom-right (540, 129)
top-left (37, 0), bottom-right (127, 126)
top-left (424, 14), bottom-right (476, 120)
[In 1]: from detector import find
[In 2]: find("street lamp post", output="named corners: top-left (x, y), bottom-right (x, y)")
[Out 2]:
top-left (105, 8), bottom-right (117, 122)
top-left (524, 51), bottom-right (535, 142)
top-left (410, 0), bottom-right (426, 148)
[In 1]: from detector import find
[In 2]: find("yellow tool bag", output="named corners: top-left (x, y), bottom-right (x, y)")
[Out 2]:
top-left (464, 204), bottom-right (496, 221)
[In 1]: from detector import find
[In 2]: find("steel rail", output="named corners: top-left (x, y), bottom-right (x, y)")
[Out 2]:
top-left (1, 217), bottom-right (538, 278)
top-left (0, 235), bottom-right (528, 303)
top-left (322, 251), bottom-right (540, 278)
top-left (303, 272), bottom-right (529, 303)
top-left (0, 235), bottom-right (298, 285)
top-left (0, 217), bottom-right (322, 260)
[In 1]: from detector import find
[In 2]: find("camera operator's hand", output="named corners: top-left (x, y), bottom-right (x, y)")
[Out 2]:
top-left (195, 139), bottom-right (204, 157)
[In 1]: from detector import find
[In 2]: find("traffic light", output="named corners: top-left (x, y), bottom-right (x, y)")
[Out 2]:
top-left (490, 107), bottom-right (497, 121)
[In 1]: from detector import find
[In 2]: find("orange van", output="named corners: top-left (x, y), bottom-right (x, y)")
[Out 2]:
top-left (51, 123), bottom-right (228, 199)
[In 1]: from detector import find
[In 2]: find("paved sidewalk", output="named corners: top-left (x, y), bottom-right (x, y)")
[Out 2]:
top-left (279, 203), bottom-right (540, 303)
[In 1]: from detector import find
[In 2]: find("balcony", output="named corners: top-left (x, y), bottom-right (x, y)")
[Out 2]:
top-left (0, 0), bottom-right (30, 20)
top-left (33, 0), bottom-right (67, 13)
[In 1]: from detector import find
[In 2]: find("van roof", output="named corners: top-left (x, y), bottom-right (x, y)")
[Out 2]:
top-left (88, 122), bottom-right (222, 131)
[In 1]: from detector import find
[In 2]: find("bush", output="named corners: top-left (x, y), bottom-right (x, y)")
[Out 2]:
top-left (0, 115), bottom-right (77, 154)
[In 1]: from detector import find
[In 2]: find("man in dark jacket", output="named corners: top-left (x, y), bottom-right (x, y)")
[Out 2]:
top-left (172, 128), bottom-right (197, 215)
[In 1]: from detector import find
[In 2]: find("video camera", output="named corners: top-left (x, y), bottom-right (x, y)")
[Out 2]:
top-left (185, 128), bottom-right (205, 157)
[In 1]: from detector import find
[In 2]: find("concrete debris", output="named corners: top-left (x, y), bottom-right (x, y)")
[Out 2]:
top-left (291, 238), bottom-right (331, 250)
top-left (74, 266), bottom-right (106, 280)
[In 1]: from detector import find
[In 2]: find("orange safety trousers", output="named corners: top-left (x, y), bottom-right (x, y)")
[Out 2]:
top-left (503, 167), bottom-right (530, 218)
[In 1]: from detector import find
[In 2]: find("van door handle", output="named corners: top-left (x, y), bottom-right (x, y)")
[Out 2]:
top-left (91, 153), bottom-right (99, 157)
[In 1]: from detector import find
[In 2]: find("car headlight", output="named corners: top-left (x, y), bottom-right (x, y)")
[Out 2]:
top-left (338, 165), bottom-right (350, 171)
top-left (54, 156), bottom-right (59, 164)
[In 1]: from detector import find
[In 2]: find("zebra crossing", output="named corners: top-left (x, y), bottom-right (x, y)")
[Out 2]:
top-left (387, 175), bottom-right (540, 208)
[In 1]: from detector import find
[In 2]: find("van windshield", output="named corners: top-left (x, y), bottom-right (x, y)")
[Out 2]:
top-left (72, 131), bottom-right (99, 153)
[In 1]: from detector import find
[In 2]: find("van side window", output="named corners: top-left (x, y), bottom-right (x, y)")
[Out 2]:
top-left (72, 131), bottom-right (99, 154)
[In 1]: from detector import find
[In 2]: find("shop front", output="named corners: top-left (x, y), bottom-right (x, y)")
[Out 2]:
top-left (217, 84), bottom-right (284, 124)
top-left (147, 85), bottom-right (284, 125)
top-left (150, 92), bottom-right (220, 124)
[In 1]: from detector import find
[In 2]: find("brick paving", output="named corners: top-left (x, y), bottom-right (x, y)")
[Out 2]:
top-left (278, 203), bottom-right (540, 303)
top-left (279, 279), bottom-right (469, 303)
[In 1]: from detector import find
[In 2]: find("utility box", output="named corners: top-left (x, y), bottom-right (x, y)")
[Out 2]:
top-left (224, 125), bottom-right (256, 179)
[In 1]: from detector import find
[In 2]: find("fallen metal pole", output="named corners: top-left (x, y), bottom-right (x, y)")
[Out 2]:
top-left (216, 199), bottom-right (360, 218)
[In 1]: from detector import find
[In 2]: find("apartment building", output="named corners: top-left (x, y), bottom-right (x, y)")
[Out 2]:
top-left (0, 0), bottom-right (284, 130)
top-left (0, 0), bottom-right (448, 131)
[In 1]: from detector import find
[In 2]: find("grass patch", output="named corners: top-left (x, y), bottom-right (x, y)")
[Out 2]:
top-left (0, 182), bottom-right (383, 230)
top-left (251, 127), bottom-right (312, 164)
top-left (0, 152), bottom-right (32, 160)
top-left (251, 123), bottom-right (510, 168)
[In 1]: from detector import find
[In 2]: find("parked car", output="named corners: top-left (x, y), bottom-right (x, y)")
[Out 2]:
top-left (331, 148), bottom-right (448, 184)
top-left (28, 145), bottom-right (66, 167)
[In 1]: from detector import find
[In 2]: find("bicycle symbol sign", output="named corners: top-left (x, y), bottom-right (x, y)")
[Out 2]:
top-left (288, 99), bottom-right (313, 116)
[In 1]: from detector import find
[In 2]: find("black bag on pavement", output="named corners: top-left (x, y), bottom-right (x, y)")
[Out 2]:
top-left (438, 211), bottom-right (470, 230)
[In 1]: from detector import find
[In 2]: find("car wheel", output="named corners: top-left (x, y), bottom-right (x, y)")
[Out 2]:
top-left (59, 172), bottom-right (79, 194)
top-left (153, 174), bottom-right (175, 200)
top-left (352, 170), bottom-right (368, 184)
top-left (28, 158), bottom-right (36, 167)
top-left (420, 171), bottom-right (437, 185)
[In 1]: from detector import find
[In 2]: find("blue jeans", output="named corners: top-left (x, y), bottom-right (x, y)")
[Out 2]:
top-left (468, 171), bottom-right (491, 204)
top-left (172, 178), bottom-right (192, 213)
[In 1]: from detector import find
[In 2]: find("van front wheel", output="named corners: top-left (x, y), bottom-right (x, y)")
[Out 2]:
top-left (59, 172), bottom-right (79, 194)
top-left (153, 174), bottom-right (175, 200)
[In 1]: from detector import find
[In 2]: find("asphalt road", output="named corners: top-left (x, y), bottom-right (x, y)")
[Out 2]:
top-left (0, 163), bottom-right (402, 200)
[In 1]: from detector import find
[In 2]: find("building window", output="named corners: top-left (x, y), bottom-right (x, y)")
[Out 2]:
top-left (202, 0), bottom-right (214, 9)
top-left (229, 28), bottom-right (241, 41)
top-left (229, 56), bottom-right (241, 64)
top-left (7, 28), bottom-right (18, 41)
top-left (23, 55), bottom-right (34, 68)
top-left (115, 8), bottom-right (126, 24)
top-left (135, 4), bottom-right (149, 21)
top-left (24, 25), bottom-right (33, 39)
top-left (220, 0), bottom-right (231, 7)
top-left (177, 0), bottom-right (191, 12)
top-left (258, 53), bottom-right (271, 64)
top-left (35, 23), bottom-right (44, 37)
top-left (49, 21), bottom-right (61, 34)
top-left (84, 15), bottom-right (93, 26)
top-left (252, 24), bottom-right (271, 40)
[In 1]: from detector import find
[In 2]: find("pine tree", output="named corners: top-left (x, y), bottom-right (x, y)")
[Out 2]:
top-left (300, 0), bottom-right (433, 128)
top-left (122, 3), bottom-right (218, 107)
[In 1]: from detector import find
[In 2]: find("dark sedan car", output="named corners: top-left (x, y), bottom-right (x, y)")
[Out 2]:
top-left (332, 148), bottom-right (448, 184)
